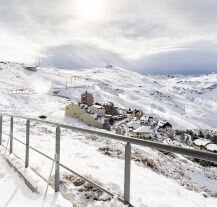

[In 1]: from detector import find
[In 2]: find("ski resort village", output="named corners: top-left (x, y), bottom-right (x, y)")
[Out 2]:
top-left (0, 62), bottom-right (217, 207)
top-left (65, 91), bottom-right (217, 154)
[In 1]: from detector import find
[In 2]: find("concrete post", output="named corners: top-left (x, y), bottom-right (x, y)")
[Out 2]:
top-left (55, 126), bottom-right (61, 192)
top-left (124, 142), bottom-right (131, 205)
top-left (10, 117), bottom-right (13, 154)
top-left (25, 120), bottom-right (30, 168)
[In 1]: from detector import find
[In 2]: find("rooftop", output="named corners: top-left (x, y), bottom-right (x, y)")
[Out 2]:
top-left (205, 143), bottom-right (217, 152)
top-left (134, 126), bottom-right (151, 133)
top-left (193, 138), bottom-right (211, 147)
top-left (91, 104), bottom-right (105, 109)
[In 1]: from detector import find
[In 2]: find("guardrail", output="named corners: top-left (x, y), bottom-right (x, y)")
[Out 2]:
top-left (0, 113), bottom-right (217, 206)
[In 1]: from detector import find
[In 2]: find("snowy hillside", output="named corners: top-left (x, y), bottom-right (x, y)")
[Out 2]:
top-left (0, 62), bottom-right (217, 207)
top-left (0, 62), bottom-right (217, 129)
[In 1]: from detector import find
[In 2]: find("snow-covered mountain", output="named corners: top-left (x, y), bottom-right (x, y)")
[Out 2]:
top-left (0, 62), bottom-right (217, 207)
top-left (0, 62), bottom-right (217, 130)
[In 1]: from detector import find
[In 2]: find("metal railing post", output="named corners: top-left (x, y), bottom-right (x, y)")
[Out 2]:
top-left (124, 142), bottom-right (131, 205)
top-left (55, 126), bottom-right (61, 192)
top-left (10, 117), bottom-right (13, 154)
top-left (25, 120), bottom-right (30, 168)
top-left (0, 115), bottom-right (2, 145)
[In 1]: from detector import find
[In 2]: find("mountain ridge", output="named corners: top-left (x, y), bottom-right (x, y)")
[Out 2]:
top-left (0, 62), bottom-right (217, 130)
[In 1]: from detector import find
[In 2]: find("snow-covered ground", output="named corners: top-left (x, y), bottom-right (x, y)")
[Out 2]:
top-left (0, 155), bottom-right (72, 207)
top-left (1, 62), bottom-right (217, 129)
top-left (0, 62), bottom-right (217, 206)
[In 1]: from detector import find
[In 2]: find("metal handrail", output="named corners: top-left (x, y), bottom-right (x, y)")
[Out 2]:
top-left (0, 113), bottom-right (217, 206)
top-left (1, 113), bottom-right (217, 162)
top-left (0, 114), bottom-right (127, 204)
top-left (1, 131), bottom-right (124, 203)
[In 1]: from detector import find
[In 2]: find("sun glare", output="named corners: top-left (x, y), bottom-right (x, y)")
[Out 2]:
top-left (75, 0), bottom-right (104, 21)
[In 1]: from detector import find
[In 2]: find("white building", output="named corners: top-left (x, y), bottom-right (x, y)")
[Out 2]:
top-left (193, 138), bottom-right (211, 151)
top-left (157, 120), bottom-right (172, 132)
top-left (127, 120), bottom-right (141, 132)
top-left (140, 116), bottom-right (149, 125)
top-left (205, 143), bottom-right (217, 153)
top-left (131, 126), bottom-right (151, 139)
top-left (89, 105), bottom-right (106, 116)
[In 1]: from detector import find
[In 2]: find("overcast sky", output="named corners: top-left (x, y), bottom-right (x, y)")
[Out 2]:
top-left (0, 0), bottom-right (217, 74)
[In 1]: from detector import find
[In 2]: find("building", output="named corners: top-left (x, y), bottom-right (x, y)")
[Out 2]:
top-left (132, 109), bottom-right (143, 120)
top-left (105, 64), bottom-right (113, 69)
top-left (193, 138), bottom-right (217, 153)
top-left (103, 119), bottom-right (112, 131)
top-left (127, 120), bottom-right (141, 132)
top-left (131, 126), bottom-right (151, 139)
top-left (89, 104), bottom-right (106, 116)
top-left (79, 113), bottom-right (104, 129)
top-left (157, 121), bottom-right (172, 132)
top-left (148, 116), bottom-right (154, 124)
top-left (65, 102), bottom-right (111, 131)
top-left (126, 108), bottom-right (133, 115)
top-left (140, 116), bottom-right (149, 125)
top-left (205, 143), bottom-right (217, 153)
top-left (81, 91), bottom-right (94, 106)
top-left (103, 102), bottom-right (118, 116)
top-left (65, 103), bottom-right (87, 118)
top-left (193, 138), bottom-right (211, 151)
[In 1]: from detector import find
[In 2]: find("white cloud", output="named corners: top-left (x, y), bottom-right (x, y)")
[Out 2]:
top-left (0, 0), bottom-right (217, 74)
top-left (0, 28), bottom-right (40, 63)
